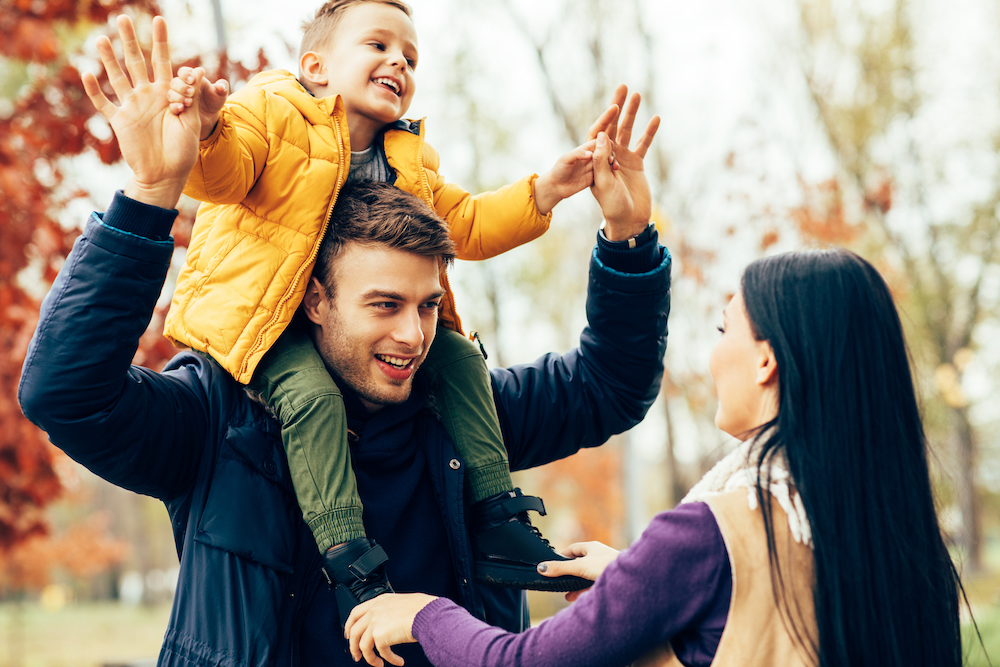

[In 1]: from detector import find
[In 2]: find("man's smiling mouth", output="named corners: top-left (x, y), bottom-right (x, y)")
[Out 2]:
top-left (375, 353), bottom-right (412, 369)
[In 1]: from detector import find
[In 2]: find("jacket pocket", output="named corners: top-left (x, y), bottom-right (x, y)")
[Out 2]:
top-left (194, 425), bottom-right (297, 573)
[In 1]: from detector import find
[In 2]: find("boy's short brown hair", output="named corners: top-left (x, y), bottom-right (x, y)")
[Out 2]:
top-left (300, 0), bottom-right (413, 58)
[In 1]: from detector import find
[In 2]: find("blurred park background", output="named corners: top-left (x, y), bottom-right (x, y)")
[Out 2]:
top-left (3, 0), bottom-right (1000, 664)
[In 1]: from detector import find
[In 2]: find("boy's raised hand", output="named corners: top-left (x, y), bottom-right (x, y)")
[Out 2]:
top-left (168, 66), bottom-right (229, 140)
top-left (532, 87), bottom-right (630, 215)
top-left (533, 143), bottom-right (598, 215)
top-left (81, 15), bottom-right (200, 209)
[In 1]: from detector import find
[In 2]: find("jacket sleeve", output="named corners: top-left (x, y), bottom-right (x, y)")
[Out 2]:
top-left (494, 232), bottom-right (671, 472)
top-left (422, 143), bottom-right (553, 261)
top-left (412, 502), bottom-right (731, 667)
top-left (18, 194), bottom-right (210, 501)
top-left (183, 86), bottom-right (271, 205)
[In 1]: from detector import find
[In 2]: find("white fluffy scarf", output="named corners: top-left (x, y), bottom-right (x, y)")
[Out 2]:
top-left (680, 435), bottom-right (813, 549)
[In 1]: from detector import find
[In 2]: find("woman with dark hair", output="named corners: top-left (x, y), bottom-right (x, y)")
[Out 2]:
top-left (343, 247), bottom-right (965, 667)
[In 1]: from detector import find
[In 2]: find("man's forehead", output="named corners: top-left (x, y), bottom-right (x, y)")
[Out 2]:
top-left (332, 242), bottom-right (443, 295)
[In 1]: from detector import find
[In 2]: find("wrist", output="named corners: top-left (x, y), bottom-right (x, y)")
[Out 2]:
top-left (200, 117), bottom-right (220, 141)
top-left (533, 173), bottom-right (559, 216)
top-left (601, 217), bottom-right (651, 243)
top-left (123, 177), bottom-right (186, 210)
top-left (596, 222), bottom-right (660, 274)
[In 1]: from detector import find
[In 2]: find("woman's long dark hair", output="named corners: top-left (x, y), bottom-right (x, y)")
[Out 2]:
top-left (740, 248), bottom-right (962, 667)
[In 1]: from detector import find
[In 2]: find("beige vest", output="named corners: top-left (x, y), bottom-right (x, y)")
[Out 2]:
top-left (636, 490), bottom-right (818, 667)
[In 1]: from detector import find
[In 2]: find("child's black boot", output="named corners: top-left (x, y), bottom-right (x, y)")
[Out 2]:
top-left (321, 537), bottom-right (394, 627)
top-left (472, 488), bottom-right (590, 592)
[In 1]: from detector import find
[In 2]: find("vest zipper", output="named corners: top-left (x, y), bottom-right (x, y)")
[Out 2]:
top-left (237, 106), bottom-right (349, 381)
top-left (415, 120), bottom-right (464, 335)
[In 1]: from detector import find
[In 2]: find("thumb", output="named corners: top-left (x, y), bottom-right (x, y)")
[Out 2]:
top-left (204, 78), bottom-right (229, 112)
top-left (537, 558), bottom-right (595, 581)
top-left (536, 560), bottom-right (571, 578)
top-left (592, 132), bottom-right (617, 194)
top-left (211, 79), bottom-right (229, 99)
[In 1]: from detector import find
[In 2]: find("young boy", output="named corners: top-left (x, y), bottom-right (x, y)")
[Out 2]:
top-left (164, 0), bottom-right (604, 621)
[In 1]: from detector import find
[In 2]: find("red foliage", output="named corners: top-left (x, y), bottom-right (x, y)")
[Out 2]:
top-left (0, 3), bottom-right (269, 582)
top-left (863, 175), bottom-right (893, 215)
top-left (0, 512), bottom-right (129, 591)
top-left (532, 444), bottom-right (626, 547)
top-left (790, 178), bottom-right (863, 245)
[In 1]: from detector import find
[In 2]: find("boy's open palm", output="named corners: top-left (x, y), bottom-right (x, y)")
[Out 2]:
top-left (81, 15), bottom-right (200, 209)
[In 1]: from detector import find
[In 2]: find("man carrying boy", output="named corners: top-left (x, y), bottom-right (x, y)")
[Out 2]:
top-left (18, 15), bottom-right (668, 667)
top-left (163, 0), bottom-right (623, 606)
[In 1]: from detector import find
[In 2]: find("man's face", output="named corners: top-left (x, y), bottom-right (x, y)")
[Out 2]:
top-left (306, 242), bottom-right (443, 413)
top-left (317, 3), bottom-right (418, 137)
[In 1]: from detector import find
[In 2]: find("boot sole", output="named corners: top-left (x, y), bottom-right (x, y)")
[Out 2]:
top-left (475, 562), bottom-right (592, 592)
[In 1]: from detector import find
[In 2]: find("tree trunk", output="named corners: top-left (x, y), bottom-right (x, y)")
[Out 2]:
top-left (952, 405), bottom-right (981, 573)
top-left (662, 394), bottom-right (683, 508)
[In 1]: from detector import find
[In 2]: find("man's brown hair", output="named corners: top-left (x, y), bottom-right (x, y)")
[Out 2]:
top-left (300, 0), bottom-right (412, 58)
top-left (311, 181), bottom-right (455, 298)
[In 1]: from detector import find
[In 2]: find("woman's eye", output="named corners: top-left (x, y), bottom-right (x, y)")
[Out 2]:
top-left (716, 326), bottom-right (725, 334)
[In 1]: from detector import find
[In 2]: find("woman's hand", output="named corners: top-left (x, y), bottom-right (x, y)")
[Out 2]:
top-left (538, 541), bottom-right (620, 602)
top-left (345, 593), bottom-right (438, 667)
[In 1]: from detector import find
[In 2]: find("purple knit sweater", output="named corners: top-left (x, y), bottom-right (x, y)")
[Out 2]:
top-left (412, 501), bottom-right (732, 667)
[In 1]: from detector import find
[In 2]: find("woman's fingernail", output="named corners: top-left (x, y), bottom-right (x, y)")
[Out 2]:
top-left (537, 563), bottom-right (548, 573)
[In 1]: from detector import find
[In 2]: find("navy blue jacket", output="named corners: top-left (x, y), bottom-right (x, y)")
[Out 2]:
top-left (18, 194), bottom-right (671, 667)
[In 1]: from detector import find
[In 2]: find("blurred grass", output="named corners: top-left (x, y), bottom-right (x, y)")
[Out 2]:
top-left (964, 566), bottom-right (1000, 667)
top-left (0, 600), bottom-right (169, 667)
top-left (965, 603), bottom-right (999, 667)
top-left (0, 587), bottom-right (996, 667)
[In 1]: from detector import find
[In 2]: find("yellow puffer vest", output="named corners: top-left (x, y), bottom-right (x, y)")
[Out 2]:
top-left (164, 70), bottom-right (551, 384)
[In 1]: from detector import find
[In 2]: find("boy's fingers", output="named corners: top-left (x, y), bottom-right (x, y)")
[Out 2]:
top-left (117, 15), bottom-right (150, 87)
top-left (150, 16), bottom-right (173, 82)
top-left (633, 116), bottom-right (661, 159)
top-left (586, 103), bottom-right (619, 142)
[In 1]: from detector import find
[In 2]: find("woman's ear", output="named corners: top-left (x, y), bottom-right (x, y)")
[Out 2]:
top-left (756, 341), bottom-right (779, 386)
top-left (303, 277), bottom-right (328, 326)
top-left (300, 51), bottom-right (328, 87)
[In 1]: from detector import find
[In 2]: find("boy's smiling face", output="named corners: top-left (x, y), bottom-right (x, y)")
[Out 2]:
top-left (303, 2), bottom-right (418, 150)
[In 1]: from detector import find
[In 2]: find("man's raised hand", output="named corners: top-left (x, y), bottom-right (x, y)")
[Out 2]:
top-left (590, 85), bottom-right (660, 242)
top-left (81, 15), bottom-right (200, 209)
